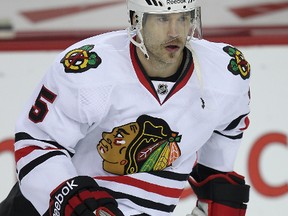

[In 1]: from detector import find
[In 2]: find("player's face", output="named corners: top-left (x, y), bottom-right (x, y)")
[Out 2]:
top-left (142, 12), bottom-right (191, 63)
top-left (97, 123), bottom-right (139, 174)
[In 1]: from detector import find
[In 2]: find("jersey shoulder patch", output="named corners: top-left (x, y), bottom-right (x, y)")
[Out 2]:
top-left (60, 44), bottom-right (102, 73)
top-left (190, 39), bottom-right (251, 94)
top-left (223, 45), bottom-right (250, 80)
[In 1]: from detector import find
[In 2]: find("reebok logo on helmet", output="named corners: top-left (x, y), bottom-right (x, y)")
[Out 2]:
top-left (167, 0), bottom-right (186, 4)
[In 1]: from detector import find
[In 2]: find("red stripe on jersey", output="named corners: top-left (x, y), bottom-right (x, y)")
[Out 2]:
top-left (95, 175), bottom-right (183, 198)
top-left (15, 146), bottom-right (59, 163)
top-left (240, 116), bottom-right (250, 131)
top-left (15, 146), bottom-right (40, 163)
top-left (163, 60), bottom-right (194, 103)
top-left (130, 42), bottom-right (160, 104)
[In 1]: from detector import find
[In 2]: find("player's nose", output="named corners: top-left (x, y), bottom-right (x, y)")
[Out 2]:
top-left (167, 21), bottom-right (179, 38)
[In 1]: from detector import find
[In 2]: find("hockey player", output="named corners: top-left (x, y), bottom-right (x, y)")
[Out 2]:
top-left (0, 0), bottom-right (251, 215)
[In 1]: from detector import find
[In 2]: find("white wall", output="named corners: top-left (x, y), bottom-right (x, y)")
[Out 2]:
top-left (0, 45), bottom-right (287, 215)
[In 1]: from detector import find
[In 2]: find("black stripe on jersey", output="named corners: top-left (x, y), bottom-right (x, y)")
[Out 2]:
top-left (224, 114), bottom-right (249, 131)
top-left (133, 45), bottom-right (160, 102)
top-left (104, 188), bottom-right (176, 213)
top-left (15, 132), bottom-right (74, 157)
top-left (18, 151), bottom-right (66, 181)
top-left (214, 130), bottom-right (243, 140)
top-left (162, 48), bottom-right (194, 104)
top-left (149, 170), bottom-right (190, 181)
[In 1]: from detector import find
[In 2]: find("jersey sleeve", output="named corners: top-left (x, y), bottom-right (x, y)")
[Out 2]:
top-left (197, 44), bottom-right (251, 172)
top-left (14, 48), bottom-right (100, 214)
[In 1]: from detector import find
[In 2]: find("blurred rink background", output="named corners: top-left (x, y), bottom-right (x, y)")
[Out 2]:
top-left (0, 0), bottom-right (287, 215)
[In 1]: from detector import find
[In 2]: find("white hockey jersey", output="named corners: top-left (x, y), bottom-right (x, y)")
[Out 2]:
top-left (14, 30), bottom-right (251, 216)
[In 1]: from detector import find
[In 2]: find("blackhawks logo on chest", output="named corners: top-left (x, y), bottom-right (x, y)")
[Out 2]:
top-left (97, 115), bottom-right (182, 175)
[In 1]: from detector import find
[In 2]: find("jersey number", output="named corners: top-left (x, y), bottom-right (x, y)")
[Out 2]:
top-left (29, 85), bottom-right (57, 123)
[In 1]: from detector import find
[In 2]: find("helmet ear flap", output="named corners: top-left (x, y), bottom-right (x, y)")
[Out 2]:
top-left (127, 11), bottom-right (149, 59)
top-left (129, 11), bottom-right (135, 27)
top-left (129, 11), bottom-right (142, 29)
top-left (129, 11), bottom-right (143, 29)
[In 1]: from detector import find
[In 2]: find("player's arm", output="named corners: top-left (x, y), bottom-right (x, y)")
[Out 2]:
top-left (187, 107), bottom-right (250, 216)
top-left (187, 103), bottom-right (251, 216)
top-left (188, 78), bottom-right (251, 215)
top-left (186, 43), bottom-right (252, 216)
top-left (14, 50), bottom-right (122, 215)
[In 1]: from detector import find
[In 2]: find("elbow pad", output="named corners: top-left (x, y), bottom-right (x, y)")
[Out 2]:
top-left (189, 164), bottom-right (250, 216)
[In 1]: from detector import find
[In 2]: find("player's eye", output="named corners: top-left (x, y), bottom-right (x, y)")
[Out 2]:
top-left (157, 16), bottom-right (168, 22)
top-left (179, 15), bottom-right (189, 22)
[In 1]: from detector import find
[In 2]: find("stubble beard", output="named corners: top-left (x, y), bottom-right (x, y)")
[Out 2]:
top-left (147, 42), bottom-right (183, 66)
